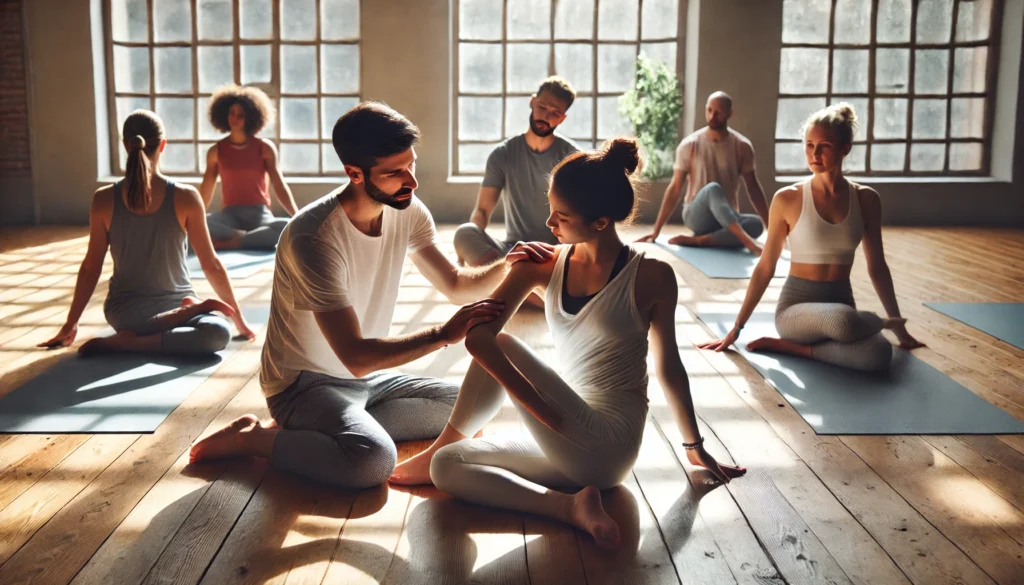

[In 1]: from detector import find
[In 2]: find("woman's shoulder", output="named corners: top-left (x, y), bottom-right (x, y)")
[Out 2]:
top-left (636, 254), bottom-right (676, 291)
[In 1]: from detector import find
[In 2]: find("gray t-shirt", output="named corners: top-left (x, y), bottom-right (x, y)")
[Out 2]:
top-left (482, 133), bottom-right (578, 244)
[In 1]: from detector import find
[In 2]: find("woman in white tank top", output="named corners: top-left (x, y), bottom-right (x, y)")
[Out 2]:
top-left (390, 139), bottom-right (745, 549)
top-left (700, 103), bottom-right (923, 371)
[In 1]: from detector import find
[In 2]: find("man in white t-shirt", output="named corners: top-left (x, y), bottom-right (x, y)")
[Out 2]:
top-left (189, 102), bottom-right (553, 489)
top-left (637, 91), bottom-right (770, 255)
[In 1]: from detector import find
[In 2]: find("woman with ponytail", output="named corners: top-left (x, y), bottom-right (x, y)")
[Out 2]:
top-left (40, 110), bottom-right (256, 355)
top-left (389, 138), bottom-right (744, 548)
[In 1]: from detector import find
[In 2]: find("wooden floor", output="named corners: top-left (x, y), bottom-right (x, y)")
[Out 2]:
top-left (0, 224), bottom-right (1022, 585)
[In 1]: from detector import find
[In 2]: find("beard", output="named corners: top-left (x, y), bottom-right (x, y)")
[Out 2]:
top-left (707, 118), bottom-right (727, 130)
top-left (529, 113), bottom-right (556, 137)
top-left (365, 176), bottom-right (413, 210)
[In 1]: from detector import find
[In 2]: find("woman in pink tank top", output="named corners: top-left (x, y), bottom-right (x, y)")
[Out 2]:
top-left (199, 85), bottom-right (299, 250)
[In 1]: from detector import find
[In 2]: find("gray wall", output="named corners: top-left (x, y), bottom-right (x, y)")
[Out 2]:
top-left (12, 0), bottom-right (1024, 226)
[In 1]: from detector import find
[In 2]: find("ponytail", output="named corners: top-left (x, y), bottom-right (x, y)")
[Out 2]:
top-left (121, 110), bottom-right (165, 213)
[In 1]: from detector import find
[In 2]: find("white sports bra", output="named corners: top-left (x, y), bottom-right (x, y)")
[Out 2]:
top-left (787, 180), bottom-right (864, 265)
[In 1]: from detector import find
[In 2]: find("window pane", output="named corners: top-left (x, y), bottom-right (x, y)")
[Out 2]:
top-left (241, 44), bottom-right (272, 85)
top-left (598, 0), bottom-right (639, 41)
top-left (322, 143), bottom-right (345, 173)
top-left (877, 0), bottom-right (911, 42)
top-left (282, 45), bottom-right (317, 93)
top-left (280, 143), bottom-right (319, 173)
top-left (916, 0), bottom-right (954, 43)
top-left (198, 46), bottom-right (234, 93)
top-left (949, 142), bottom-right (982, 170)
top-left (554, 0), bottom-right (594, 40)
top-left (782, 0), bottom-right (831, 43)
top-left (114, 46), bottom-right (150, 93)
top-left (832, 50), bottom-right (868, 93)
top-left (775, 142), bottom-right (806, 172)
top-left (830, 97), bottom-right (869, 142)
top-left (459, 143), bottom-right (500, 173)
top-left (198, 97), bottom-right (228, 140)
top-left (873, 98), bottom-right (908, 139)
top-left (914, 50), bottom-right (948, 94)
top-left (321, 97), bottom-right (360, 138)
top-left (555, 43), bottom-right (593, 92)
top-left (870, 143), bottom-right (905, 171)
top-left (322, 0), bottom-right (361, 40)
top-left (641, 0), bottom-right (678, 39)
top-left (154, 0), bottom-right (191, 42)
top-left (779, 49), bottom-right (828, 93)
top-left (596, 96), bottom-right (631, 139)
top-left (640, 42), bottom-right (676, 73)
top-left (834, 0), bottom-right (870, 44)
top-left (321, 44), bottom-right (361, 94)
top-left (556, 96), bottom-right (593, 141)
top-left (507, 44), bottom-right (550, 93)
top-left (240, 0), bottom-right (273, 39)
top-left (912, 99), bottom-right (947, 138)
top-left (281, 98), bottom-right (318, 138)
top-left (508, 0), bottom-right (551, 40)
top-left (845, 144), bottom-right (866, 172)
top-left (875, 48), bottom-right (909, 94)
top-left (953, 47), bottom-right (987, 93)
top-left (198, 0), bottom-right (233, 40)
top-left (956, 0), bottom-right (992, 42)
top-left (460, 43), bottom-right (503, 93)
top-left (504, 96), bottom-right (532, 137)
top-left (155, 48), bottom-right (192, 94)
top-left (162, 143), bottom-right (196, 173)
top-left (281, 0), bottom-right (316, 40)
top-left (459, 97), bottom-right (503, 140)
top-left (950, 97), bottom-right (985, 138)
top-left (156, 98), bottom-right (195, 140)
top-left (111, 0), bottom-right (148, 43)
top-left (910, 143), bottom-right (945, 171)
top-left (597, 44), bottom-right (636, 93)
top-left (777, 97), bottom-right (826, 139)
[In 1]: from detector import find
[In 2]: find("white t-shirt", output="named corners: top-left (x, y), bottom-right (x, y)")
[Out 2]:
top-left (673, 128), bottom-right (756, 210)
top-left (259, 192), bottom-right (438, 397)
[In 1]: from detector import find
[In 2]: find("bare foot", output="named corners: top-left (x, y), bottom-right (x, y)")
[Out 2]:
top-left (746, 244), bottom-right (763, 257)
top-left (193, 298), bottom-right (236, 318)
top-left (666, 234), bottom-right (701, 247)
top-left (78, 330), bottom-right (137, 357)
top-left (746, 336), bottom-right (812, 358)
top-left (389, 447), bottom-right (439, 486)
top-left (189, 414), bottom-right (261, 463)
top-left (180, 296), bottom-right (199, 309)
top-left (570, 486), bottom-right (620, 549)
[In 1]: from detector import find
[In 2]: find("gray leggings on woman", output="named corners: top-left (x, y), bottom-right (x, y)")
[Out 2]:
top-left (683, 182), bottom-right (763, 247)
top-left (104, 294), bottom-right (232, 355)
top-left (776, 276), bottom-right (893, 371)
top-left (207, 204), bottom-right (289, 250)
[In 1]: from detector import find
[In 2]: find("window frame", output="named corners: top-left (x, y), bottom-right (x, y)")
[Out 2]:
top-left (103, 0), bottom-right (362, 178)
top-left (775, 0), bottom-right (1002, 176)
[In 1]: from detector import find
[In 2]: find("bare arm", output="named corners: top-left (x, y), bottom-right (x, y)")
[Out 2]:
top-left (469, 185), bottom-right (501, 230)
top-left (411, 241), bottom-right (555, 305)
top-left (742, 170), bottom-right (770, 225)
top-left (638, 169), bottom-right (686, 242)
top-left (198, 146), bottom-right (218, 208)
top-left (263, 140), bottom-right (298, 217)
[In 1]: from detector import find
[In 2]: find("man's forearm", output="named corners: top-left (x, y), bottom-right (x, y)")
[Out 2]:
top-left (349, 326), bottom-right (449, 377)
top-left (653, 183), bottom-right (682, 233)
top-left (749, 181), bottom-right (770, 224)
top-left (470, 207), bottom-right (490, 230)
top-left (453, 260), bottom-right (508, 301)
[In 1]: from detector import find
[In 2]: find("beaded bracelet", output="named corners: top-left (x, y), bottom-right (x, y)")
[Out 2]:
top-left (682, 436), bottom-right (704, 450)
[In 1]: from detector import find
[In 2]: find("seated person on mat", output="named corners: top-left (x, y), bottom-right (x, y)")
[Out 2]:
top-left (389, 138), bottom-right (745, 549)
top-left (637, 91), bottom-right (769, 256)
top-left (454, 76), bottom-right (579, 267)
top-left (199, 84), bottom-right (298, 250)
top-left (188, 102), bottom-right (554, 489)
top-left (40, 110), bottom-right (256, 355)
top-left (699, 103), bottom-right (923, 371)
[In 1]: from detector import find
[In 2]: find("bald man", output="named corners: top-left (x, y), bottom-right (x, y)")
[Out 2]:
top-left (638, 91), bottom-right (769, 255)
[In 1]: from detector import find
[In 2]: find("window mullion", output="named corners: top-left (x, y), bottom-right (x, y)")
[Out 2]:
top-left (943, 0), bottom-right (960, 172)
top-left (905, 0), bottom-right (918, 173)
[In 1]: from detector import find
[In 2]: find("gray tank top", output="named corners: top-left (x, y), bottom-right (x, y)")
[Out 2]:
top-left (107, 180), bottom-right (194, 303)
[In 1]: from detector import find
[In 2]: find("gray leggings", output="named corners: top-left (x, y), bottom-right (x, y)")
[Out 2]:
top-left (104, 295), bottom-right (231, 355)
top-left (776, 276), bottom-right (893, 371)
top-left (207, 204), bottom-right (288, 250)
top-left (266, 370), bottom-right (459, 489)
top-left (452, 223), bottom-right (514, 267)
top-left (683, 182), bottom-right (763, 247)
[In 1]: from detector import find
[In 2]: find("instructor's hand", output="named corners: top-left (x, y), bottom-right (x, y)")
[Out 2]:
top-left (697, 327), bottom-right (740, 353)
top-left (440, 298), bottom-right (506, 344)
top-left (504, 242), bottom-right (555, 266)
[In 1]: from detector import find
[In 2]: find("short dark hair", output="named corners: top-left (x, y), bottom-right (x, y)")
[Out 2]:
top-left (331, 102), bottom-right (420, 171)
top-left (208, 84), bottom-right (275, 136)
top-left (537, 76), bottom-right (577, 110)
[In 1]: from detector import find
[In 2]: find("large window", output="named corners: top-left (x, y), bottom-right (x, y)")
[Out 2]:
top-left (104, 0), bottom-right (361, 177)
top-left (453, 0), bottom-right (680, 175)
top-left (776, 0), bottom-right (998, 175)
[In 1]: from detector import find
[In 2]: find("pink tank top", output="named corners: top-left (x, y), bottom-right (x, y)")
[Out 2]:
top-left (218, 139), bottom-right (270, 207)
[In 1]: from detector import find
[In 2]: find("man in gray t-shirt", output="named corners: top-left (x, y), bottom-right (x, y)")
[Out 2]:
top-left (454, 76), bottom-right (579, 266)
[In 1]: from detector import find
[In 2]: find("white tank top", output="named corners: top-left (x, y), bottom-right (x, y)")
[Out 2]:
top-left (787, 180), bottom-right (864, 265)
top-left (544, 246), bottom-right (649, 398)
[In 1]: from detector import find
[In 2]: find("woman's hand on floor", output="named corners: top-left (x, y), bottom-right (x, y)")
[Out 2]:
top-left (697, 327), bottom-right (740, 352)
top-left (234, 315), bottom-right (257, 341)
top-left (893, 326), bottom-right (925, 350)
top-left (686, 446), bottom-right (747, 484)
top-left (38, 322), bottom-right (77, 349)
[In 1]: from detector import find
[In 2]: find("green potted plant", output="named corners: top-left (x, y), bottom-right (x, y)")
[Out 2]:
top-left (618, 53), bottom-right (682, 181)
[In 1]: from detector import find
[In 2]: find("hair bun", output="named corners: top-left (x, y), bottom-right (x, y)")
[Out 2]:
top-left (832, 102), bottom-right (859, 128)
top-left (603, 137), bottom-right (641, 175)
top-left (130, 135), bottom-right (146, 151)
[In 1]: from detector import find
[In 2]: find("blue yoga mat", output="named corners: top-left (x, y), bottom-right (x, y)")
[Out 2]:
top-left (697, 311), bottom-right (1024, 435)
top-left (657, 242), bottom-right (790, 279)
top-left (187, 249), bottom-right (276, 279)
top-left (0, 306), bottom-right (270, 434)
top-left (925, 303), bottom-right (1024, 351)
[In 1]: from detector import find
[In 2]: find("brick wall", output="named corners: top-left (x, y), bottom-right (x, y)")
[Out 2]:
top-left (0, 0), bottom-right (31, 180)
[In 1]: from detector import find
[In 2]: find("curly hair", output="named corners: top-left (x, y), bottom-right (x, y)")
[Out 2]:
top-left (208, 84), bottom-right (276, 136)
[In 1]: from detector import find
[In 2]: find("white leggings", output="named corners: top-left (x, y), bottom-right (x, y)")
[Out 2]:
top-left (430, 333), bottom-right (648, 516)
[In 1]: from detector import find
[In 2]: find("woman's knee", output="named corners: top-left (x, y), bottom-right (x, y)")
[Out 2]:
top-left (429, 442), bottom-right (469, 492)
top-left (861, 337), bottom-right (894, 371)
top-left (741, 216), bottom-right (764, 239)
top-left (335, 435), bottom-right (398, 489)
top-left (192, 318), bottom-right (232, 353)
